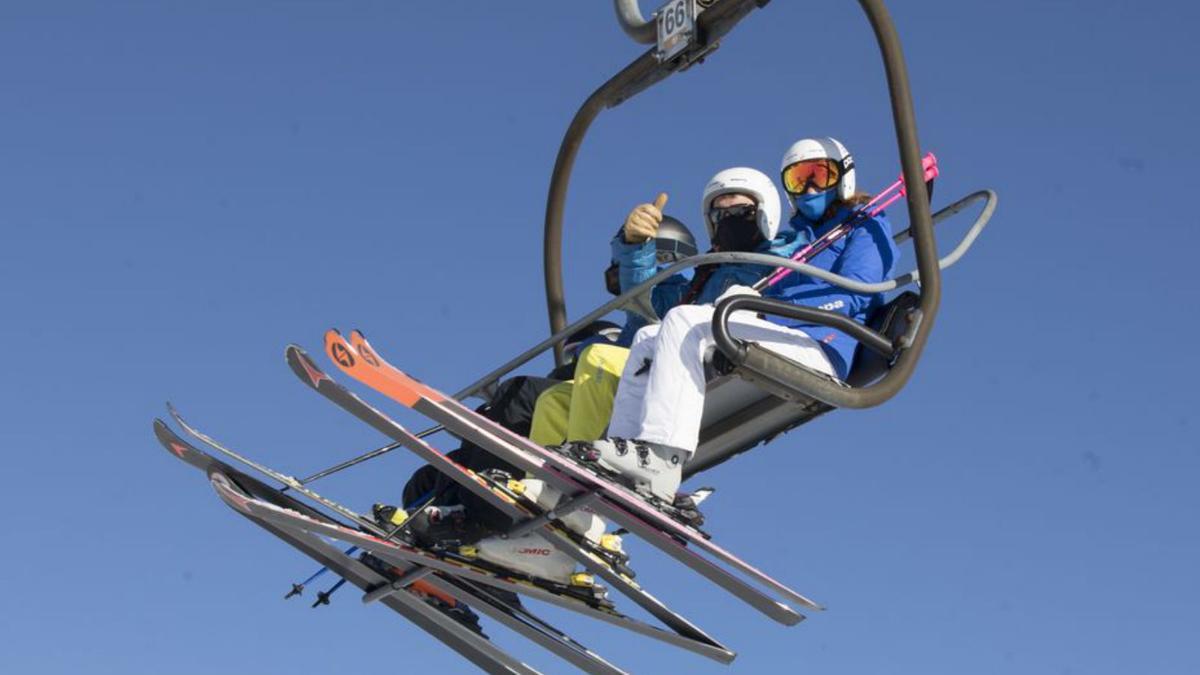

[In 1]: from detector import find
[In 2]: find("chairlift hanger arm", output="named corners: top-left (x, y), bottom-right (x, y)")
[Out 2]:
top-left (613, 0), bottom-right (657, 44)
top-left (614, 0), bottom-right (771, 46)
top-left (545, 0), bottom-right (768, 365)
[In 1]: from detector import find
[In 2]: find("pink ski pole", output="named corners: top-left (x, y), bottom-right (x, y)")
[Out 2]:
top-left (754, 153), bottom-right (939, 291)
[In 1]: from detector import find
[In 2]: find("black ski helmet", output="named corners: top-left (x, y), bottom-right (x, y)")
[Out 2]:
top-left (605, 215), bottom-right (698, 295)
top-left (563, 319), bottom-right (622, 355)
top-left (547, 319), bottom-right (623, 379)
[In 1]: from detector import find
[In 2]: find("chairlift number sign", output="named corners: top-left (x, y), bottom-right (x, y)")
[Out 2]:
top-left (656, 0), bottom-right (696, 62)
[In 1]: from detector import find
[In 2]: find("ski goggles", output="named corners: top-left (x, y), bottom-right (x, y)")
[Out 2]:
top-left (656, 236), bottom-right (697, 263)
top-left (707, 203), bottom-right (757, 226)
top-left (781, 158), bottom-right (844, 194)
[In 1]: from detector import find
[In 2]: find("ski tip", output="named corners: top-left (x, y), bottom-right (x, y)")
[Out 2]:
top-left (153, 417), bottom-right (203, 466)
top-left (324, 328), bottom-right (349, 352)
top-left (324, 330), bottom-right (362, 373)
top-left (153, 416), bottom-right (185, 444)
top-left (288, 344), bottom-right (332, 388)
top-left (286, 343), bottom-right (312, 366)
top-left (166, 404), bottom-right (190, 431)
top-left (152, 418), bottom-right (179, 452)
top-left (153, 417), bottom-right (178, 442)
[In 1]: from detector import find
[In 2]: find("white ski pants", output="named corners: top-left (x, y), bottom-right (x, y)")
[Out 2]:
top-left (607, 303), bottom-right (835, 455)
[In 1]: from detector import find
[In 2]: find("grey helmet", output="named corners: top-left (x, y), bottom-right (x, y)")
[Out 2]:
top-left (653, 215), bottom-right (698, 264)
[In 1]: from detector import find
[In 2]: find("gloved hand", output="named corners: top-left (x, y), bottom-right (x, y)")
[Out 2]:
top-left (715, 284), bottom-right (760, 305)
top-left (622, 193), bottom-right (668, 243)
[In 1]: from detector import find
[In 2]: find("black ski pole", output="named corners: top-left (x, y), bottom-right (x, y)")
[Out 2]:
top-left (286, 482), bottom-right (447, 600)
top-left (280, 423), bottom-right (446, 493)
top-left (312, 578), bottom-right (348, 608)
top-left (286, 546), bottom-right (358, 598)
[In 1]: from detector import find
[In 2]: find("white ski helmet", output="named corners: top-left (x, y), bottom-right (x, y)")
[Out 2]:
top-left (700, 167), bottom-right (782, 241)
top-left (779, 136), bottom-right (856, 204)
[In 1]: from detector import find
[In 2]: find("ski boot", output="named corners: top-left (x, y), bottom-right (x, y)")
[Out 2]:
top-left (372, 502), bottom-right (409, 533)
top-left (508, 477), bottom-right (634, 578)
top-left (559, 438), bottom-right (683, 503)
top-left (464, 533), bottom-right (577, 584)
top-left (372, 502), bottom-right (494, 552)
top-left (557, 441), bottom-right (716, 531)
top-left (458, 535), bottom-right (612, 608)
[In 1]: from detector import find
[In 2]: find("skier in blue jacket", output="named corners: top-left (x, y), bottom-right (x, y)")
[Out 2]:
top-left (568, 138), bottom-right (898, 504)
top-left (769, 136), bottom-right (899, 379)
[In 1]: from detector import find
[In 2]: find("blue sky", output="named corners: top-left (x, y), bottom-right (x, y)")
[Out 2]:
top-left (2, 2), bottom-right (1198, 673)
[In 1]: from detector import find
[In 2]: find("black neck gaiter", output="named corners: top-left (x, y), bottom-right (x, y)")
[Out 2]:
top-left (713, 214), bottom-right (763, 252)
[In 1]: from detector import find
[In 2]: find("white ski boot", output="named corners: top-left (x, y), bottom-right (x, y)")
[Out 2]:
top-left (566, 438), bottom-right (683, 503)
top-left (468, 533), bottom-right (579, 584)
top-left (510, 478), bottom-right (630, 572)
top-left (513, 479), bottom-right (606, 544)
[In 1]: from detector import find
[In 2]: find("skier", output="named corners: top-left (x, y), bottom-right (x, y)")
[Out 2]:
top-left (529, 215), bottom-right (698, 447)
top-left (377, 215), bottom-right (692, 584)
top-left (386, 320), bottom-right (623, 535)
top-left (393, 215), bottom-right (694, 524)
top-left (376, 323), bottom-right (626, 588)
top-left (564, 138), bottom-right (899, 505)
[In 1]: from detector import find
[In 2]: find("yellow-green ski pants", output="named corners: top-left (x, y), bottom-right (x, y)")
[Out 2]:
top-left (529, 343), bottom-right (631, 446)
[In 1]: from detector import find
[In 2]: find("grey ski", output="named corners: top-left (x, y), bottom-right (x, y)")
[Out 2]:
top-left (328, 330), bottom-right (815, 624)
top-left (285, 344), bottom-right (736, 661)
top-left (155, 420), bottom-right (538, 675)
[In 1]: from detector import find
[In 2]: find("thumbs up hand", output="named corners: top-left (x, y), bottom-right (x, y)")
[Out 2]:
top-left (622, 193), bottom-right (669, 244)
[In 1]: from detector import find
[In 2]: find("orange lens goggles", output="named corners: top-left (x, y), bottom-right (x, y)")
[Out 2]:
top-left (782, 158), bottom-right (842, 194)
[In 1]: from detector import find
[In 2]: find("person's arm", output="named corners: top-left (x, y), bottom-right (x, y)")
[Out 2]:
top-left (778, 217), bottom-right (896, 318)
top-left (612, 234), bottom-right (658, 291)
top-left (611, 231), bottom-right (690, 319)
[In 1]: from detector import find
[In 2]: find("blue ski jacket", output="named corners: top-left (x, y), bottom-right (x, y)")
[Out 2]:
top-left (765, 206), bottom-right (899, 379)
top-left (610, 229), bottom-right (806, 346)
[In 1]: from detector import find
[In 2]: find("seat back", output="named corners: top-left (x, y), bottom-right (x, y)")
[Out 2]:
top-left (845, 290), bottom-right (921, 387)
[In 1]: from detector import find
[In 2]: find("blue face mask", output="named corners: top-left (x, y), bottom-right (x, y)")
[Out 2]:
top-left (792, 189), bottom-right (836, 222)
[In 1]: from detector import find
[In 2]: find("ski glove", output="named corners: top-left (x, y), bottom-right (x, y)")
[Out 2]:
top-left (622, 193), bottom-right (668, 243)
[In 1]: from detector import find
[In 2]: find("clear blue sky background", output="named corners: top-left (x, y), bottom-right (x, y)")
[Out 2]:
top-left (2, 2), bottom-right (1197, 673)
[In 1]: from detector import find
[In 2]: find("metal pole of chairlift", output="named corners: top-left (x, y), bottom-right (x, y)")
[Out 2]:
top-left (544, 0), bottom-right (767, 366)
